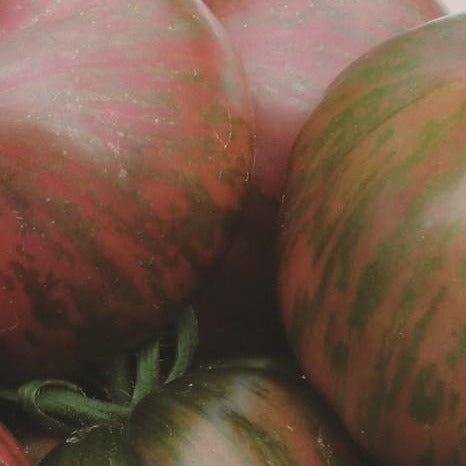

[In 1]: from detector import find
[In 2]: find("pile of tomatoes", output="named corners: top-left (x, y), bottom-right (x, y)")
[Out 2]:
top-left (1, 1), bottom-right (461, 465)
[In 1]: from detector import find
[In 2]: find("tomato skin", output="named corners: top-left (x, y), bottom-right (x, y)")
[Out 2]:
top-left (194, 0), bottom-right (444, 357)
top-left (0, 0), bottom-right (253, 382)
top-left (205, 0), bottom-right (444, 197)
top-left (0, 423), bottom-right (31, 466)
top-left (40, 359), bottom-right (370, 466)
top-left (279, 13), bottom-right (466, 466)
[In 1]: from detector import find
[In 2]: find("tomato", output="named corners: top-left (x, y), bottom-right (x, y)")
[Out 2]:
top-left (39, 359), bottom-right (371, 466)
top-left (279, 13), bottom-right (466, 466)
top-left (194, 0), bottom-right (444, 357)
top-left (0, 0), bottom-right (253, 382)
top-left (0, 423), bottom-right (30, 466)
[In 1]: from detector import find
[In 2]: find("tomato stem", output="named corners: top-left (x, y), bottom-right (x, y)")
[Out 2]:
top-left (132, 339), bottom-right (161, 406)
top-left (165, 306), bottom-right (199, 385)
top-left (0, 307), bottom-right (199, 435)
top-left (102, 354), bottom-right (133, 405)
top-left (18, 379), bottom-right (130, 434)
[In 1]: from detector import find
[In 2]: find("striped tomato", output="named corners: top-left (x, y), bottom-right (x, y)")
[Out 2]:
top-left (279, 13), bottom-right (466, 466)
top-left (39, 359), bottom-right (371, 466)
top-left (194, 0), bottom-right (444, 357)
top-left (0, 0), bottom-right (253, 382)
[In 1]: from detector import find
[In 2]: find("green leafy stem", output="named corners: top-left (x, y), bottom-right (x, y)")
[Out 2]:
top-left (0, 307), bottom-right (199, 434)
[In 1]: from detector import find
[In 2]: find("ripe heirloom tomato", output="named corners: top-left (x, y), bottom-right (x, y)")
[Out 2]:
top-left (40, 359), bottom-right (372, 466)
top-left (279, 13), bottom-right (466, 466)
top-left (0, 0), bottom-right (253, 382)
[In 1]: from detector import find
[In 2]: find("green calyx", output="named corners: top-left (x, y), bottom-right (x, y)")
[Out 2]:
top-left (0, 307), bottom-right (199, 435)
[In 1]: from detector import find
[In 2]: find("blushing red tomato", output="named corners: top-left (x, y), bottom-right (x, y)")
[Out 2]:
top-left (40, 359), bottom-right (372, 466)
top-left (0, 0), bottom-right (253, 382)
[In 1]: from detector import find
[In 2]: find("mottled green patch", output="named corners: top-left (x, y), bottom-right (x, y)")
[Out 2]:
top-left (314, 108), bottom-right (356, 178)
top-left (289, 289), bottom-right (313, 352)
top-left (410, 364), bottom-right (444, 425)
top-left (451, 448), bottom-right (464, 466)
top-left (128, 368), bottom-right (296, 465)
top-left (203, 103), bottom-right (230, 126)
top-left (323, 314), bottom-right (348, 397)
top-left (330, 342), bottom-right (349, 374)
top-left (46, 197), bottom-right (143, 307)
top-left (0, 165), bottom-right (59, 249)
top-left (229, 411), bottom-right (291, 466)
top-left (458, 253), bottom-right (466, 282)
top-left (449, 389), bottom-right (461, 420)
top-left (447, 325), bottom-right (466, 369)
top-left (137, 257), bottom-right (175, 310)
top-left (293, 127), bottom-right (411, 343)
top-left (291, 146), bottom-right (395, 341)
top-left (306, 79), bottom-right (446, 196)
top-left (387, 287), bottom-right (446, 407)
top-left (0, 165), bottom-right (32, 212)
top-left (310, 204), bottom-right (335, 266)
top-left (175, 69), bottom-right (208, 86)
top-left (334, 181), bottom-right (382, 291)
top-left (296, 126), bottom-right (397, 317)
top-left (459, 421), bottom-right (466, 448)
top-left (399, 255), bottom-right (443, 320)
top-left (244, 379), bottom-right (269, 399)
top-left (9, 262), bottom-right (70, 329)
top-left (348, 240), bottom-right (396, 329)
top-left (347, 109), bottom-right (458, 331)
top-left (363, 353), bottom-right (391, 447)
top-left (314, 86), bottom-right (391, 181)
top-left (324, 313), bottom-right (336, 351)
top-left (353, 37), bottom-right (421, 85)
top-left (360, 285), bottom-right (445, 443)
top-left (286, 76), bottom-right (463, 272)
top-left (129, 395), bottom-right (191, 464)
top-left (173, 174), bottom-right (238, 272)
top-left (373, 127), bottom-right (396, 154)
top-left (420, 442), bottom-right (437, 466)
top-left (391, 119), bottom-right (449, 188)
top-left (363, 248), bottom-right (445, 439)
